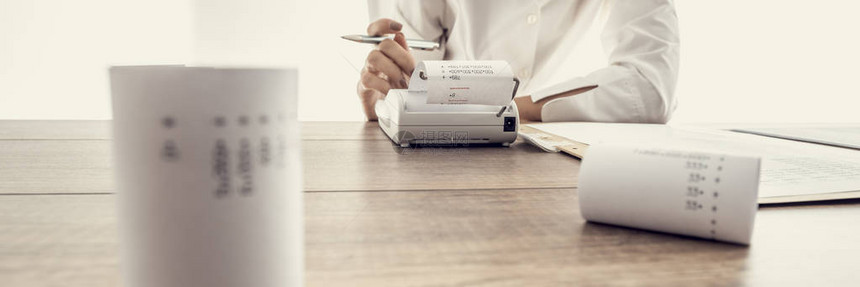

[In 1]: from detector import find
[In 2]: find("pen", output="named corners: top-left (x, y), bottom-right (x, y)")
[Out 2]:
top-left (341, 34), bottom-right (440, 51)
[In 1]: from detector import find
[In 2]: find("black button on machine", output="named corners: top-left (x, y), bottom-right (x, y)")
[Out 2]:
top-left (503, 117), bottom-right (516, 132)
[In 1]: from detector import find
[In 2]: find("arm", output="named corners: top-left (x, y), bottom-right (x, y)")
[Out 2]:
top-left (521, 0), bottom-right (680, 123)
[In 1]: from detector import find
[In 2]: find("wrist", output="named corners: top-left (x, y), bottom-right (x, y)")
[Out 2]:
top-left (514, 96), bottom-right (542, 122)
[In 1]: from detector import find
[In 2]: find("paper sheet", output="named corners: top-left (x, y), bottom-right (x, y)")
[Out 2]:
top-left (578, 144), bottom-right (760, 245)
top-left (409, 61), bottom-right (516, 106)
top-left (526, 123), bottom-right (860, 202)
top-left (733, 126), bottom-right (860, 150)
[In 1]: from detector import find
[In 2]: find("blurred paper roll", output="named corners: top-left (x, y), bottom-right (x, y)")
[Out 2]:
top-left (578, 144), bottom-right (761, 245)
top-left (111, 66), bottom-right (302, 287)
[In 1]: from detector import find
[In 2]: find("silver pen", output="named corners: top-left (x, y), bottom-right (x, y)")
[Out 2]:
top-left (341, 34), bottom-right (440, 51)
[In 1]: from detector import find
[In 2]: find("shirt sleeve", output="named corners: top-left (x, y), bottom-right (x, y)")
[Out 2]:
top-left (531, 0), bottom-right (680, 123)
top-left (393, 0), bottom-right (453, 63)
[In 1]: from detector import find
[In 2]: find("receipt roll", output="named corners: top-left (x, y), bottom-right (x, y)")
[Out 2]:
top-left (578, 144), bottom-right (761, 245)
top-left (409, 60), bottom-right (517, 106)
top-left (111, 66), bottom-right (303, 287)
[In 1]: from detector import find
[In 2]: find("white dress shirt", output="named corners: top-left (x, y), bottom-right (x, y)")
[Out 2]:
top-left (392, 0), bottom-right (680, 123)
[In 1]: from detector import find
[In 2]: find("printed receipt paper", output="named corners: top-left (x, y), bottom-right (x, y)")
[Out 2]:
top-left (409, 61), bottom-right (515, 106)
top-left (578, 144), bottom-right (761, 245)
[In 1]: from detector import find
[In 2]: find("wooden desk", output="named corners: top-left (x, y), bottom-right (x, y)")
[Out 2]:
top-left (1, 121), bottom-right (859, 286)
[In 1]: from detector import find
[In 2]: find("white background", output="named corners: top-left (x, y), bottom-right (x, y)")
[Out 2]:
top-left (1, 0), bottom-right (859, 123)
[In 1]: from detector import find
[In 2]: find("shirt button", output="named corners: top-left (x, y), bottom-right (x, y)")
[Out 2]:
top-left (527, 14), bottom-right (538, 24)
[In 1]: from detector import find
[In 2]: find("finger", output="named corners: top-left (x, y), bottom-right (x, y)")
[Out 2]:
top-left (360, 70), bottom-right (392, 95)
top-left (400, 74), bottom-right (411, 89)
top-left (366, 18), bottom-right (403, 36)
top-left (363, 56), bottom-right (387, 81)
top-left (378, 38), bottom-right (416, 75)
top-left (366, 50), bottom-right (405, 84)
top-left (359, 87), bottom-right (383, 106)
top-left (358, 87), bottom-right (383, 121)
top-left (393, 32), bottom-right (409, 51)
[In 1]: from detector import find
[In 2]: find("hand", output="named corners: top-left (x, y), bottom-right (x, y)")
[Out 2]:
top-left (357, 18), bottom-right (417, 121)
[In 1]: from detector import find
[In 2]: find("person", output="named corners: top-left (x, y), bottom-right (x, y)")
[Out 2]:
top-left (357, 0), bottom-right (679, 123)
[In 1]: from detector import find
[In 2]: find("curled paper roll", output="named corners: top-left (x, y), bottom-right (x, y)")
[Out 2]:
top-left (409, 60), bottom-right (516, 106)
top-left (578, 144), bottom-right (761, 245)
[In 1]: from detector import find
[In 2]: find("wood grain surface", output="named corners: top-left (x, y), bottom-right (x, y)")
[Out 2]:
top-left (0, 134), bottom-right (578, 194)
top-left (0, 120), bottom-right (386, 141)
top-left (1, 121), bottom-right (859, 286)
top-left (2, 192), bottom-right (860, 286)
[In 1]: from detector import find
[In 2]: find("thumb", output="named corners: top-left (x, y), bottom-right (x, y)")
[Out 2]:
top-left (367, 18), bottom-right (403, 36)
